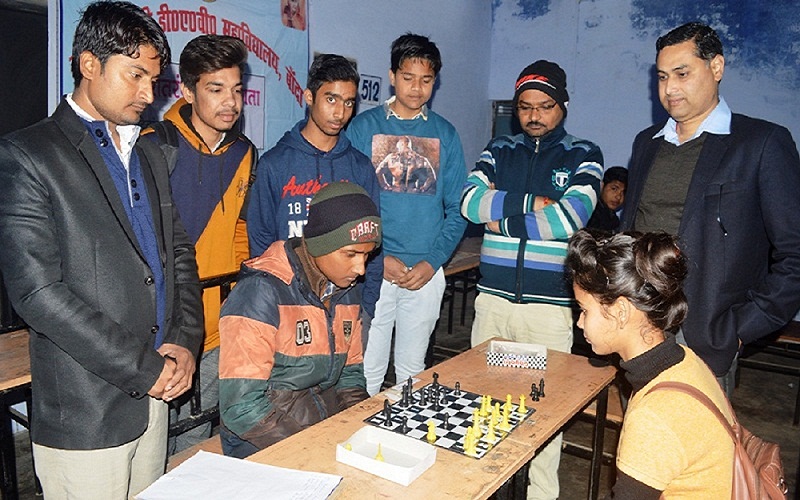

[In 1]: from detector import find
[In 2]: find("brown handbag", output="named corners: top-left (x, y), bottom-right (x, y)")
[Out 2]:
top-left (647, 381), bottom-right (787, 499)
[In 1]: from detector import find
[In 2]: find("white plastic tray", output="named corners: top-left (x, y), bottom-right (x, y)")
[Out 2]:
top-left (335, 426), bottom-right (436, 486)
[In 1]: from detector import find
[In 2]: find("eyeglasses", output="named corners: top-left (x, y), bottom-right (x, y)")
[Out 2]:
top-left (516, 101), bottom-right (558, 114)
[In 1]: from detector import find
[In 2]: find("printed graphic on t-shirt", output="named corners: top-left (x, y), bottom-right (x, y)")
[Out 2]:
top-left (371, 134), bottom-right (439, 195)
top-left (281, 175), bottom-right (328, 237)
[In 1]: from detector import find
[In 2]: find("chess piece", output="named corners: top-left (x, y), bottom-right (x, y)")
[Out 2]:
top-left (504, 394), bottom-right (513, 413)
top-left (420, 387), bottom-right (428, 405)
top-left (454, 381), bottom-right (461, 396)
top-left (464, 427), bottom-right (475, 455)
top-left (401, 415), bottom-right (409, 434)
top-left (426, 420), bottom-right (437, 443)
top-left (493, 402), bottom-right (501, 424)
top-left (486, 418), bottom-right (496, 443)
top-left (375, 443), bottom-right (384, 461)
top-left (345, 443), bottom-right (352, 451)
top-left (518, 394), bottom-right (527, 414)
top-left (539, 378), bottom-right (546, 398)
top-left (499, 409), bottom-right (512, 431)
top-left (383, 399), bottom-right (392, 426)
top-left (471, 409), bottom-right (483, 440)
top-left (432, 372), bottom-right (439, 388)
top-left (432, 385), bottom-right (441, 411)
top-left (530, 384), bottom-right (540, 402)
top-left (443, 413), bottom-right (451, 430)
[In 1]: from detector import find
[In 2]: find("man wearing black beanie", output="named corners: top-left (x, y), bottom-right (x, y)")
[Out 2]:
top-left (461, 60), bottom-right (603, 500)
top-left (217, 182), bottom-right (380, 458)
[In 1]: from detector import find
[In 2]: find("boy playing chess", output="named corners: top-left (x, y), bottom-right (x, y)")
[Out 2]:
top-left (218, 183), bottom-right (380, 458)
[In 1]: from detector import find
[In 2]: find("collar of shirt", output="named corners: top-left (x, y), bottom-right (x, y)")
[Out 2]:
top-left (210, 133), bottom-right (226, 153)
top-left (383, 95), bottom-right (428, 121)
top-left (653, 96), bottom-right (731, 145)
top-left (65, 93), bottom-right (141, 167)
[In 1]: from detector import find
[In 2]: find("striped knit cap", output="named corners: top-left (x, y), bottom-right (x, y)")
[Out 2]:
top-left (513, 60), bottom-right (569, 115)
top-left (304, 182), bottom-right (381, 257)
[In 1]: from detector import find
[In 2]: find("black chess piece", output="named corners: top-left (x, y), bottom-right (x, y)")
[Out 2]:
top-left (539, 378), bottom-right (546, 398)
top-left (443, 414), bottom-right (451, 430)
top-left (454, 381), bottom-right (461, 396)
top-left (432, 372), bottom-right (439, 388)
top-left (420, 387), bottom-right (428, 405)
top-left (530, 384), bottom-right (540, 402)
top-left (400, 385), bottom-right (410, 407)
top-left (383, 399), bottom-right (392, 426)
top-left (401, 415), bottom-right (409, 434)
top-left (432, 385), bottom-right (441, 411)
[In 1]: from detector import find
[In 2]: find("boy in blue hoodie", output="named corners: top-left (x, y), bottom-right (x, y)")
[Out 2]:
top-left (247, 54), bottom-right (381, 336)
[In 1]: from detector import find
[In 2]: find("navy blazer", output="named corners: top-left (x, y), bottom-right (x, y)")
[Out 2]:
top-left (0, 101), bottom-right (203, 449)
top-left (622, 113), bottom-right (800, 375)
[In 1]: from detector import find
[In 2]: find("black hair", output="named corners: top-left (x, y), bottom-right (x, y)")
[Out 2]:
top-left (179, 35), bottom-right (247, 92)
top-left (306, 54), bottom-right (359, 97)
top-left (603, 166), bottom-right (628, 186)
top-left (656, 22), bottom-right (723, 61)
top-left (567, 229), bottom-right (688, 333)
top-left (71, 1), bottom-right (170, 88)
top-left (390, 33), bottom-right (442, 75)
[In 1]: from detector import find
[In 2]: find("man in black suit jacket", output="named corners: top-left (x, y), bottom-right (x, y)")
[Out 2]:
top-left (0, 2), bottom-right (203, 498)
top-left (622, 22), bottom-right (800, 396)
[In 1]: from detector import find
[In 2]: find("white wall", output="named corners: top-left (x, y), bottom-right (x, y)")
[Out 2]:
top-left (308, 0), bottom-right (493, 168)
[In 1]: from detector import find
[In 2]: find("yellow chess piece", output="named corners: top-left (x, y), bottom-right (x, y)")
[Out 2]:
top-left (471, 409), bottom-right (483, 440)
top-left (345, 442), bottom-right (352, 451)
top-left (493, 402), bottom-right (501, 424)
top-left (426, 420), bottom-right (437, 443)
top-left (499, 408), bottom-right (512, 431)
top-left (486, 418), bottom-right (497, 443)
top-left (375, 443), bottom-right (384, 462)
top-left (504, 394), bottom-right (513, 413)
top-left (480, 395), bottom-right (489, 417)
top-left (518, 394), bottom-right (527, 414)
top-left (463, 427), bottom-right (475, 455)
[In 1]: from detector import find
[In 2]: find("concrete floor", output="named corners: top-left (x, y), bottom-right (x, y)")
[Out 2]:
top-left (8, 288), bottom-right (800, 499)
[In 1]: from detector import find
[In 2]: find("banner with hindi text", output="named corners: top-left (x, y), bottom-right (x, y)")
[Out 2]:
top-left (50, 0), bottom-right (309, 151)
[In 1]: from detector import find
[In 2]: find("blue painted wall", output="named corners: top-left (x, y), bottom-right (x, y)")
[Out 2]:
top-left (308, 0), bottom-right (492, 168)
top-left (310, 0), bottom-right (799, 169)
top-left (490, 0), bottom-right (800, 166)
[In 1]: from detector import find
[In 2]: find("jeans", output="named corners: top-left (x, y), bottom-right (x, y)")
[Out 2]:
top-left (363, 268), bottom-right (446, 395)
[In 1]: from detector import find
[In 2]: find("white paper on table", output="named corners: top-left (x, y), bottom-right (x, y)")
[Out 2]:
top-left (136, 450), bottom-right (342, 500)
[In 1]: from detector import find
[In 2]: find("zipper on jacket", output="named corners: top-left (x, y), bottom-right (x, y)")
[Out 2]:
top-left (514, 139), bottom-right (541, 302)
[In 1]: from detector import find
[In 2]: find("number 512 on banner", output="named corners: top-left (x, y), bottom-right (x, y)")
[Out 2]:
top-left (360, 74), bottom-right (382, 108)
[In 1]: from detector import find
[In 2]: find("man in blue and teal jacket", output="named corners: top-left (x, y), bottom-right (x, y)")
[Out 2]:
top-left (461, 60), bottom-right (602, 500)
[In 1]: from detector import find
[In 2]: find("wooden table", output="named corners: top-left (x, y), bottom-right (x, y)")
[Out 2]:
top-left (0, 329), bottom-right (31, 500)
top-left (248, 340), bottom-right (616, 499)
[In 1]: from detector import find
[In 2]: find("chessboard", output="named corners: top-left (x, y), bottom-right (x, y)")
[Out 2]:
top-left (363, 377), bottom-right (535, 459)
